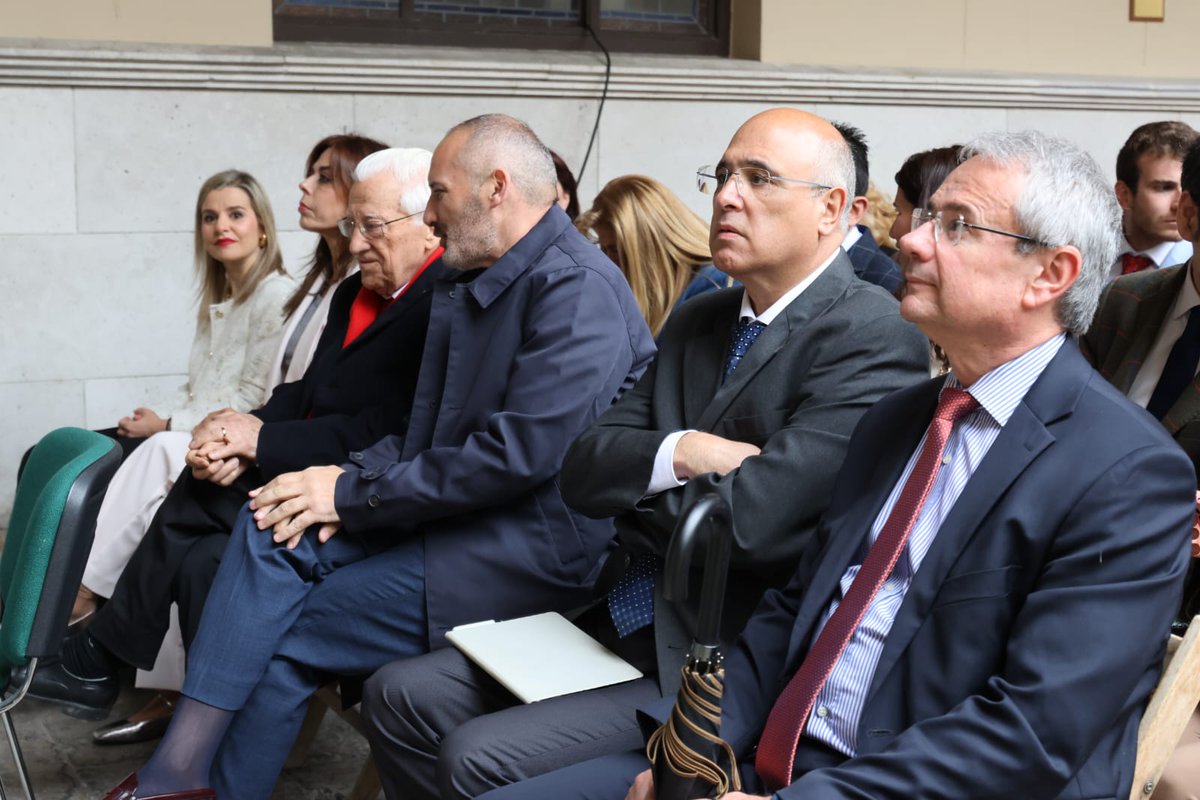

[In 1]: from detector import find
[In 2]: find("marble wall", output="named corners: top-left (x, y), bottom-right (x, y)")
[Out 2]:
top-left (1, 40), bottom-right (1196, 524)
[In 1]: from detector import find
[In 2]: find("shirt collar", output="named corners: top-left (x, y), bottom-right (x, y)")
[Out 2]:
top-left (841, 225), bottom-right (863, 251)
top-left (460, 205), bottom-right (571, 308)
top-left (737, 248), bottom-right (840, 326)
top-left (945, 333), bottom-right (1066, 427)
top-left (1120, 237), bottom-right (1179, 267)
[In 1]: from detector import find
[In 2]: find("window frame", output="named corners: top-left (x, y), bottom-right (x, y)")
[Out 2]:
top-left (273, 0), bottom-right (732, 57)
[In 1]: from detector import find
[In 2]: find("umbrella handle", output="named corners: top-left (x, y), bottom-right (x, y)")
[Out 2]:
top-left (663, 493), bottom-right (735, 651)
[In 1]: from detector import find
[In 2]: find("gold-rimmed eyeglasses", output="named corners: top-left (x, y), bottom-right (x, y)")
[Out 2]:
top-left (338, 209), bottom-right (426, 240)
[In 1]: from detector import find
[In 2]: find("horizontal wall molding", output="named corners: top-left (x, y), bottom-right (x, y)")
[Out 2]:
top-left (3, 38), bottom-right (1200, 111)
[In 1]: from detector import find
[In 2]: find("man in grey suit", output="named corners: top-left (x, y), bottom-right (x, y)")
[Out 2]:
top-left (359, 108), bottom-right (930, 800)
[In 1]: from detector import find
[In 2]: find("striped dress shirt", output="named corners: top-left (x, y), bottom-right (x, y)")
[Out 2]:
top-left (803, 333), bottom-right (1067, 755)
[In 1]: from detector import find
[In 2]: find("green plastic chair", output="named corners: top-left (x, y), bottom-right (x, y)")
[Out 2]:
top-left (0, 428), bottom-right (120, 800)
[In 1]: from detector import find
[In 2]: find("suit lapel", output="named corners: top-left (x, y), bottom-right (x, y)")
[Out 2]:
top-left (682, 298), bottom-right (736, 425)
top-left (865, 343), bottom-right (1086, 700)
top-left (695, 253), bottom-right (857, 432)
top-left (1108, 267), bottom-right (1187, 393)
top-left (341, 268), bottom-right (434, 355)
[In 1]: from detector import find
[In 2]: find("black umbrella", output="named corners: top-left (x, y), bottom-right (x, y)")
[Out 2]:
top-left (645, 493), bottom-right (742, 799)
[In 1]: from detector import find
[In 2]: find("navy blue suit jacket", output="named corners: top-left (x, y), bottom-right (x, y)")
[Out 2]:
top-left (719, 340), bottom-right (1195, 799)
top-left (845, 225), bottom-right (902, 296)
top-left (250, 268), bottom-right (435, 481)
top-left (333, 206), bottom-right (656, 649)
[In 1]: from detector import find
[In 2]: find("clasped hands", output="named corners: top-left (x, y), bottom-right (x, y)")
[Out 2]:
top-left (185, 408), bottom-right (343, 548)
top-left (185, 408), bottom-right (263, 486)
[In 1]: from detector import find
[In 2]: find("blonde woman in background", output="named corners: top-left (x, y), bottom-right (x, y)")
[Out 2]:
top-left (67, 170), bottom-right (293, 741)
top-left (578, 174), bottom-right (731, 337)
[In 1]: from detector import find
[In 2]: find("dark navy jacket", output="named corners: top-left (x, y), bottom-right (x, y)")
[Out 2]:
top-left (719, 342), bottom-right (1194, 799)
top-left (333, 206), bottom-right (656, 648)
top-left (846, 225), bottom-right (902, 296)
top-left (252, 268), bottom-right (435, 481)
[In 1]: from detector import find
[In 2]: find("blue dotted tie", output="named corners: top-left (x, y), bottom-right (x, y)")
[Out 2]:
top-left (723, 318), bottom-right (767, 383)
top-left (608, 554), bottom-right (663, 638)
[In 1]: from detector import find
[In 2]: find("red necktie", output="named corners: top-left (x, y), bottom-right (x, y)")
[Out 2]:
top-left (754, 388), bottom-right (980, 791)
top-left (1121, 253), bottom-right (1155, 275)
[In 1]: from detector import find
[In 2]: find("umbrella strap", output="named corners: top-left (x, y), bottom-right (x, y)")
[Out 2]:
top-left (645, 670), bottom-right (743, 796)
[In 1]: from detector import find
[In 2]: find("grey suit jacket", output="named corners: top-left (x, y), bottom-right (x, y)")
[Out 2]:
top-left (561, 252), bottom-right (930, 693)
top-left (1082, 261), bottom-right (1200, 477)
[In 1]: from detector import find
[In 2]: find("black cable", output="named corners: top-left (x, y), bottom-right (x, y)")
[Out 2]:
top-left (578, 16), bottom-right (611, 182)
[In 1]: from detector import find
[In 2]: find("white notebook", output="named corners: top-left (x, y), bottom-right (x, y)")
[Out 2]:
top-left (446, 612), bottom-right (644, 703)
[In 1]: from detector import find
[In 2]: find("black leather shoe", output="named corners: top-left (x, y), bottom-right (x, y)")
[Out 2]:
top-left (26, 660), bottom-right (117, 721)
top-left (92, 692), bottom-right (174, 745)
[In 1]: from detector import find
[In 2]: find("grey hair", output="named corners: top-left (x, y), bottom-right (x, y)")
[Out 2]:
top-left (446, 114), bottom-right (558, 208)
top-left (812, 131), bottom-right (856, 231)
top-left (960, 130), bottom-right (1121, 336)
top-left (353, 147), bottom-right (433, 216)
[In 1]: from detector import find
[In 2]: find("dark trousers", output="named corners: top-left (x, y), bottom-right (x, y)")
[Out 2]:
top-left (360, 604), bottom-right (662, 800)
top-left (87, 468), bottom-right (259, 668)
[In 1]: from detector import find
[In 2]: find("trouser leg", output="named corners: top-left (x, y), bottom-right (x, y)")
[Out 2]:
top-left (181, 506), bottom-right (379, 710)
top-left (362, 647), bottom-right (516, 800)
top-left (88, 469), bottom-right (255, 669)
top-left (209, 538), bottom-right (427, 800)
top-left (172, 531), bottom-right (229, 649)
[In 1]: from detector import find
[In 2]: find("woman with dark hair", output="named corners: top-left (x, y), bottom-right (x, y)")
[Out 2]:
top-left (550, 149), bottom-right (581, 220)
top-left (889, 144), bottom-right (963, 375)
top-left (77, 135), bottom-right (387, 746)
top-left (889, 144), bottom-right (964, 246)
top-left (274, 133), bottom-right (389, 386)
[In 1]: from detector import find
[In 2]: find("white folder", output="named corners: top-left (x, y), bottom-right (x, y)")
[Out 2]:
top-left (446, 611), bottom-right (644, 704)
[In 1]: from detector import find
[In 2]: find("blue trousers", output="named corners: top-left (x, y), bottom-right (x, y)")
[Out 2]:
top-left (183, 505), bottom-right (428, 799)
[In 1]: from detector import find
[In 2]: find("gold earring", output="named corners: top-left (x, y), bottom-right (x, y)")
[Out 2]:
top-left (258, 233), bottom-right (268, 248)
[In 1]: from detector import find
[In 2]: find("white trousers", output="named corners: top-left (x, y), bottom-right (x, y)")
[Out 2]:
top-left (83, 430), bottom-right (190, 692)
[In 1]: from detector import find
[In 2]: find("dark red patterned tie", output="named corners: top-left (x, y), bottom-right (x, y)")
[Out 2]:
top-left (754, 388), bottom-right (980, 791)
top-left (1121, 253), bottom-right (1155, 275)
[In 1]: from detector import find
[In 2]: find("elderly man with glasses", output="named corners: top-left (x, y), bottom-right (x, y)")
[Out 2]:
top-left (474, 131), bottom-right (1198, 800)
top-left (356, 107), bottom-right (930, 800)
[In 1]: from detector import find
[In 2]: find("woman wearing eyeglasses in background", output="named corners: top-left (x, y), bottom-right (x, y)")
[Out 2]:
top-left (579, 174), bottom-right (731, 338)
top-left (76, 135), bottom-right (386, 746)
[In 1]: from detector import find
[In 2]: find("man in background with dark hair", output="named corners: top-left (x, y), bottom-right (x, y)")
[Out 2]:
top-left (1111, 120), bottom-right (1198, 278)
top-left (832, 121), bottom-right (903, 295)
top-left (1084, 134), bottom-right (1200, 800)
top-left (1085, 137), bottom-right (1200, 474)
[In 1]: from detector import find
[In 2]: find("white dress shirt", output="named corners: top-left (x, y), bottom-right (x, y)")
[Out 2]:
top-left (645, 250), bottom-right (839, 496)
top-left (1128, 264), bottom-right (1200, 408)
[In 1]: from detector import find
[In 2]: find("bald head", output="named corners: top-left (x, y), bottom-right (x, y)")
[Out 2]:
top-left (425, 114), bottom-right (561, 269)
top-left (444, 114), bottom-right (558, 208)
top-left (708, 108), bottom-right (854, 311)
top-left (732, 109), bottom-right (856, 228)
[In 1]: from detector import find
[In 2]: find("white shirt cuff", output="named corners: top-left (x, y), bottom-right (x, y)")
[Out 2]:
top-left (647, 430), bottom-right (694, 496)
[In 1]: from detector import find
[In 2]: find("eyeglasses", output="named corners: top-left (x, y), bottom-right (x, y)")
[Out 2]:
top-left (338, 209), bottom-right (425, 240)
top-left (911, 208), bottom-right (1052, 248)
top-left (696, 165), bottom-right (833, 197)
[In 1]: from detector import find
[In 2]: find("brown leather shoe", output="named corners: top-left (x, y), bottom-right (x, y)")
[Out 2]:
top-left (93, 692), bottom-right (175, 745)
top-left (102, 772), bottom-right (215, 800)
